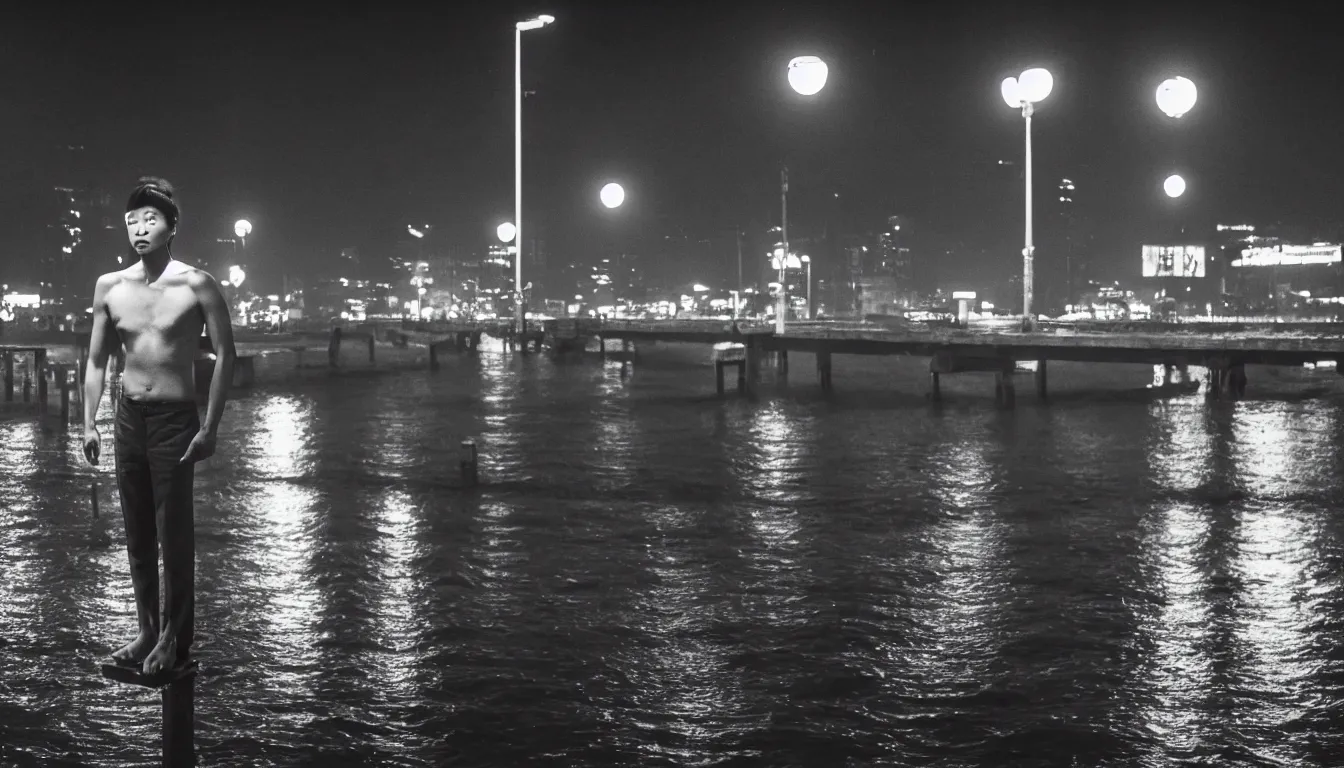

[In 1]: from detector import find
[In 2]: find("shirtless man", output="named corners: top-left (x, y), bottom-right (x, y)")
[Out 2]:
top-left (82, 177), bottom-right (236, 677)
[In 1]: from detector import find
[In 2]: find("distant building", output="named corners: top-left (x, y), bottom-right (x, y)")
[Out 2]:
top-left (43, 145), bottom-right (121, 308)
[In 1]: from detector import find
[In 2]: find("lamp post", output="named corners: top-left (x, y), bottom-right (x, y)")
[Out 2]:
top-left (1163, 174), bottom-right (1186, 199)
top-left (1001, 67), bottom-right (1054, 332)
top-left (779, 55), bottom-right (829, 334)
top-left (1156, 76), bottom-right (1197, 119)
top-left (599, 182), bottom-right (625, 210)
top-left (514, 13), bottom-right (555, 336)
top-left (801, 254), bottom-right (812, 319)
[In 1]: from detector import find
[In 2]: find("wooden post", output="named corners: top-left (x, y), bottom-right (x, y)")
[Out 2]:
top-left (459, 439), bottom-right (478, 487)
top-left (777, 349), bottom-right (789, 377)
top-left (736, 360), bottom-right (747, 394)
top-left (4, 351), bottom-right (12, 402)
top-left (35, 349), bottom-right (47, 412)
top-left (59, 368), bottom-right (71, 423)
top-left (745, 339), bottom-right (760, 394)
top-left (1229, 363), bottom-right (1247, 398)
top-left (996, 365), bottom-right (1016, 409)
top-left (367, 334), bottom-right (375, 365)
top-left (100, 659), bottom-right (199, 768)
top-left (23, 370), bottom-right (31, 402)
top-left (327, 327), bottom-right (342, 368)
top-left (715, 361), bottom-right (725, 394)
top-left (930, 371), bottom-right (941, 402)
top-left (1034, 359), bottom-right (1047, 399)
top-left (78, 339), bottom-right (90, 390)
top-left (428, 342), bottom-right (440, 372)
top-left (817, 349), bottom-right (832, 393)
top-left (598, 336), bottom-right (606, 361)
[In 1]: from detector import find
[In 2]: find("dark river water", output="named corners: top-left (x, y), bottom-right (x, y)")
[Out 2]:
top-left (3, 340), bottom-right (1343, 767)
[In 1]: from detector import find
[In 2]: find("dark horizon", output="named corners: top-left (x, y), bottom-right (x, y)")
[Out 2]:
top-left (2, 3), bottom-right (1340, 293)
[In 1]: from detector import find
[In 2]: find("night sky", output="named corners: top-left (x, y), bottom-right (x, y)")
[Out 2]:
top-left (1, 2), bottom-right (1339, 291)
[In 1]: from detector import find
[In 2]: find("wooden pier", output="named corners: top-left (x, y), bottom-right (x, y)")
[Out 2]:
top-left (7, 318), bottom-right (1343, 408)
top-left (574, 318), bottom-right (1344, 404)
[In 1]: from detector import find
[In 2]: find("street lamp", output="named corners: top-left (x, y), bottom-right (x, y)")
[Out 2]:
top-left (778, 54), bottom-right (828, 334)
top-left (497, 222), bottom-right (516, 243)
top-left (1163, 174), bottom-right (1186, 198)
top-left (599, 182), bottom-right (625, 209)
top-left (514, 13), bottom-right (555, 335)
top-left (234, 219), bottom-right (252, 244)
top-left (788, 56), bottom-right (828, 96)
top-left (1156, 76), bottom-right (1197, 119)
top-left (1001, 66), bottom-right (1054, 332)
top-left (800, 254), bottom-right (812, 319)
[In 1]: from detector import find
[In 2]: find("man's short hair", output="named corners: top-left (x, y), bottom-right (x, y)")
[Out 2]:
top-left (125, 176), bottom-right (180, 230)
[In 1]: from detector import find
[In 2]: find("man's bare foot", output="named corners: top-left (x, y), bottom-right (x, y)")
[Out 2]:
top-left (109, 629), bottom-right (157, 667)
top-left (142, 635), bottom-right (177, 676)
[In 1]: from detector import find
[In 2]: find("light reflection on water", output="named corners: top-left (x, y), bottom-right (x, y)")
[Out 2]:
top-left (2, 350), bottom-right (1343, 767)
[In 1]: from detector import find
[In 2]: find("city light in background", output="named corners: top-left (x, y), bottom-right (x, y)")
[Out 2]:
top-left (5, 24), bottom-right (1342, 333)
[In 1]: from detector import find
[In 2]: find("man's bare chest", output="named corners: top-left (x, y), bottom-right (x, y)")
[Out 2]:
top-left (107, 283), bottom-right (201, 335)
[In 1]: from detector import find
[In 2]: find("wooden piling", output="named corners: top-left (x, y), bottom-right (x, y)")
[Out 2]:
top-left (428, 343), bottom-right (439, 372)
top-left (715, 361), bottom-right (726, 394)
top-left (816, 349), bottom-right (833, 393)
top-left (777, 349), bottom-right (789, 377)
top-left (4, 351), bottom-right (13, 402)
top-left (367, 334), bottom-right (375, 365)
top-left (327, 327), bottom-right (342, 368)
top-left (35, 349), bottom-right (47, 412)
top-left (59, 368), bottom-right (71, 423)
top-left (1034, 359), bottom-right (1047, 399)
top-left (100, 659), bottom-right (199, 768)
top-left (459, 439), bottom-right (478, 487)
top-left (744, 340), bottom-right (760, 395)
top-left (736, 360), bottom-right (747, 393)
top-left (930, 371), bottom-right (941, 402)
top-left (995, 366), bottom-right (1016, 409)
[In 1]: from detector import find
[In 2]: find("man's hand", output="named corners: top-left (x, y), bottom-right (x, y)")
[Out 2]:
top-left (83, 427), bottom-right (101, 466)
top-left (179, 429), bottom-right (217, 464)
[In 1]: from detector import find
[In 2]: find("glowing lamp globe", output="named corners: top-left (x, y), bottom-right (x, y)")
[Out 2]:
top-left (234, 219), bottom-right (252, 239)
top-left (1017, 68), bottom-right (1053, 103)
top-left (599, 182), bottom-right (625, 209)
top-left (1163, 174), bottom-right (1186, 198)
top-left (497, 222), bottom-right (517, 243)
top-left (228, 265), bottom-right (246, 288)
top-left (1156, 76), bottom-right (1197, 118)
top-left (1001, 76), bottom-right (1022, 107)
top-left (787, 56), bottom-right (828, 96)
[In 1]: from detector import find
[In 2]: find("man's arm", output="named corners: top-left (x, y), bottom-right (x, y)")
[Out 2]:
top-left (83, 275), bottom-right (116, 434)
top-left (191, 270), bottom-right (235, 434)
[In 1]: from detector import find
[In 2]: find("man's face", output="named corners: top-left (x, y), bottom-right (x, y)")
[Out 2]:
top-left (124, 206), bottom-right (174, 255)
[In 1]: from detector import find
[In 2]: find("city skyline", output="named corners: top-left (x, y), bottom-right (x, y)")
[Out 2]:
top-left (2, 4), bottom-right (1341, 298)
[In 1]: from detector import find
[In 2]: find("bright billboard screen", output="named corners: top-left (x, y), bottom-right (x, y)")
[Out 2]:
top-left (1232, 244), bottom-right (1342, 267)
top-left (1141, 245), bottom-right (1205, 278)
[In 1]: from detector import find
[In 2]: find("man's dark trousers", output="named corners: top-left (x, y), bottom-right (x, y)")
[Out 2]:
top-left (115, 396), bottom-right (199, 663)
